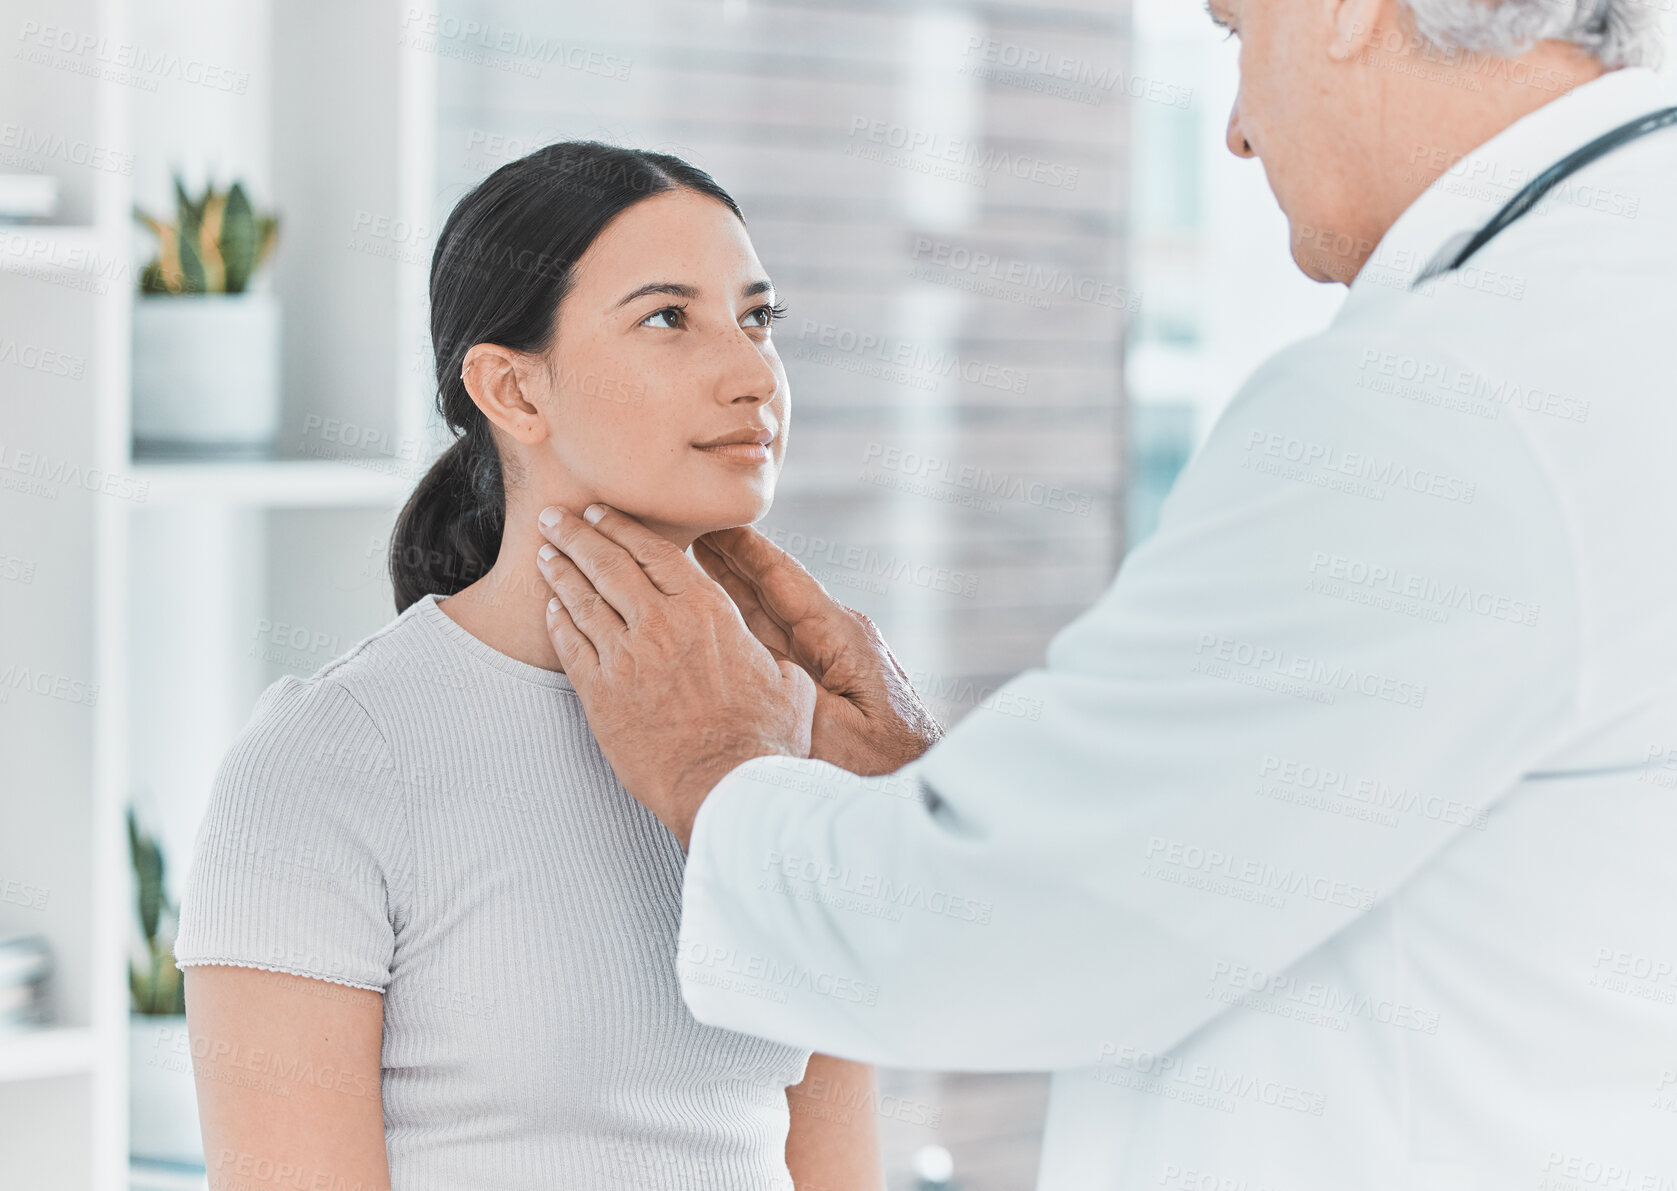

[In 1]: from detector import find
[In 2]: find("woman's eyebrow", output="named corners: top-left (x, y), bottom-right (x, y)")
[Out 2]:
top-left (614, 281), bottom-right (699, 308)
top-left (613, 279), bottom-right (775, 308)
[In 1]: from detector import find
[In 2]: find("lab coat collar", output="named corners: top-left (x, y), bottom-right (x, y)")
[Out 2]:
top-left (1342, 66), bottom-right (1673, 306)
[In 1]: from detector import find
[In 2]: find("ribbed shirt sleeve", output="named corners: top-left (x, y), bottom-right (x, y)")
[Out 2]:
top-left (174, 674), bottom-right (408, 993)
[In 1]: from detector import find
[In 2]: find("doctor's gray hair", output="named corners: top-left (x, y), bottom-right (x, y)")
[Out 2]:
top-left (1398, 0), bottom-right (1665, 69)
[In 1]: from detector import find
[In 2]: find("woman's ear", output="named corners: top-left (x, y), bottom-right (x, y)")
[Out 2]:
top-left (461, 343), bottom-right (551, 446)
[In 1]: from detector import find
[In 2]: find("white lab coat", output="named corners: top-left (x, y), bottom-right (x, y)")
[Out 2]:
top-left (677, 67), bottom-right (1677, 1189)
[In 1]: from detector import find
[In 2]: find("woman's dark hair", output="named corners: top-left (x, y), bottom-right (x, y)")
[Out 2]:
top-left (388, 141), bottom-right (744, 613)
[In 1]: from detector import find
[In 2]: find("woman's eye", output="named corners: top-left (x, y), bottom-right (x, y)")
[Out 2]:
top-left (640, 306), bottom-right (684, 329)
top-left (744, 301), bottom-right (787, 330)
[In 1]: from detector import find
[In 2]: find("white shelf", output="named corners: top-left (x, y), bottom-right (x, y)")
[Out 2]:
top-left (129, 1160), bottom-right (208, 1191)
top-left (130, 459), bottom-right (415, 508)
top-left (0, 226), bottom-right (116, 279)
top-left (0, 1026), bottom-right (97, 1083)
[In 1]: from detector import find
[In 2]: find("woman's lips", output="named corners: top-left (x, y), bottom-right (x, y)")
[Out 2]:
top-left (694, 441), bottom-right (772, 465)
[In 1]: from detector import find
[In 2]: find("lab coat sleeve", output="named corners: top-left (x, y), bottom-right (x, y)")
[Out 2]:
top-left (677, 327), bottom-right (1581, 1071)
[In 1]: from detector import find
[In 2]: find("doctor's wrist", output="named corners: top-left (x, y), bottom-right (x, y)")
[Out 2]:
top-left (666, 743), bottom-right (791, 851)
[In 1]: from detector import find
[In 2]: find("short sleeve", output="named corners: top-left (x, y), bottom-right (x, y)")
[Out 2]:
top-left (174, 675), bottom-right (407, 992)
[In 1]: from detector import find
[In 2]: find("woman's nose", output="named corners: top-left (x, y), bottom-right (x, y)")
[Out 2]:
top-left (715, 327), bottom-right (779, 406)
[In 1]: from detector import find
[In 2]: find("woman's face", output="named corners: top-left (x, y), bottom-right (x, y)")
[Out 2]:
top-left (525, 188), bottom-right (788, 545)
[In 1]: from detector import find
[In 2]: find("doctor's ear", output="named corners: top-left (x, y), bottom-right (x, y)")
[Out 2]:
top-left (1324, 0), bottom-right (1385, 60)
top-left (460, 342), bottom-right (551, 447)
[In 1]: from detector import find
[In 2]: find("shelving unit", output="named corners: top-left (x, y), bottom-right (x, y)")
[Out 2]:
top-left (0, 1027), bottom-right (98, 1084)
top-left (127, 1162), bottom-right (208, 1191)
top-left (0, 226), bottom-right (114, 278)
top-left (132, 459), bottom-right (415, 508)
top-left (0, 0), bottom-right (437, 1186)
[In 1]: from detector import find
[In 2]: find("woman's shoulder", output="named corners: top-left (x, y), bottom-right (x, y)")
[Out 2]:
top-left (212, 671), bottom-right (399, 844)
top-left (196, 638), bottom-right (416, 898)
top-left (220, 603), bottom-right (438, 806)
top-left (286, 594), bottom-right (496, 733)
top-left (237, 666), bottom-right (387, 754)
top-left (235, 599), bottom-right (442, 760)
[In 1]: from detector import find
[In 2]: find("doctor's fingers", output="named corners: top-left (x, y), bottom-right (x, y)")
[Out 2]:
top-left (570, 504), bottom-right (703, 596)
top-left (543, 592), bottom-right (601, 679)
top-left (845, 603), bottom-right (912, 683)
top-left (697, 527), bottom-right (860, 672)
top-left (538, 506), bottom-right (664, 628)
top-left (693, 538), bottom-right (796, 658)
top-left (537, 545), bottom-right (628, 652)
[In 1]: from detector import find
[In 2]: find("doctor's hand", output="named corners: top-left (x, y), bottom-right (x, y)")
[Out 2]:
top-left (694, 526), bottom-right (943, 777)
top-left (536, 504), bottom-right (817, 850)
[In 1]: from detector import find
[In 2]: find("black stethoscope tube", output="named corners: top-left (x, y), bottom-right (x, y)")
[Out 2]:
top-left (1414, 103), bottom-right (1677, 283)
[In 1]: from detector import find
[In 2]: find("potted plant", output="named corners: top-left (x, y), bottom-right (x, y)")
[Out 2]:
top-left (127, 807), bottom-right (203, 1165)
top-left (132, 176), bottom-right (281, 458)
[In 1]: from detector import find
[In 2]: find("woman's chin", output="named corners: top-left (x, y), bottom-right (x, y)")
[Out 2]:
top-left (680, 512), bottom-right (769, 544)
top-left (670, 494), bottom-right (774, 538)
top-left (629, 500), bottom-right (771, 548)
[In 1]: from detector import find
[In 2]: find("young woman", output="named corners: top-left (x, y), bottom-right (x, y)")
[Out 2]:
top-left (174, 143), bottom-right (881, 1190)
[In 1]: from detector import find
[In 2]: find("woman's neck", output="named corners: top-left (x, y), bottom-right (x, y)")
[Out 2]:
top-left (434, 502), bottom-right (697, 675)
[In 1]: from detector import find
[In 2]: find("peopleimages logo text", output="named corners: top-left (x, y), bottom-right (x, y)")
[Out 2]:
top-left (798, 320), bottom-right (1028, 394)
top-left (846, 117), bottom-right (1080, 191)
top-left (1144, 836), bottom-right (1378, 912)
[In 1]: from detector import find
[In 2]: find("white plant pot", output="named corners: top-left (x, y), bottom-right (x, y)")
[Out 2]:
top-left (129, 1015), bottom-right (205, 1164)
top-left (132, 293), bottom-right (281, 458)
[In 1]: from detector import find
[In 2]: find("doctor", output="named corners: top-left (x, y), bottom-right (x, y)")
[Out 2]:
top-left (531, 0), bottom-right (1677, 1181)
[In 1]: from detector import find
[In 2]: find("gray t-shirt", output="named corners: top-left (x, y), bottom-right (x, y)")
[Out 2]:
top-left (174, 591), bottom-right (809, 1190)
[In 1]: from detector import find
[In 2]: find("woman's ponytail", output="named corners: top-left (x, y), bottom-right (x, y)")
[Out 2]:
top-left (389, 426), bottom-right (504, 614)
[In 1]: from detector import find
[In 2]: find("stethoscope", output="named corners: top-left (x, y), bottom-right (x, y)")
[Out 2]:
top-left (1412, 103), bottom-right (1677, 792)
top-left (1412, 103), bottom-right (1677, 285)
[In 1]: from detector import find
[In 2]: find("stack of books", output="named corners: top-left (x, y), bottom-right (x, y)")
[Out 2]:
top-left (0, 935), bottom-right (52, 1034)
